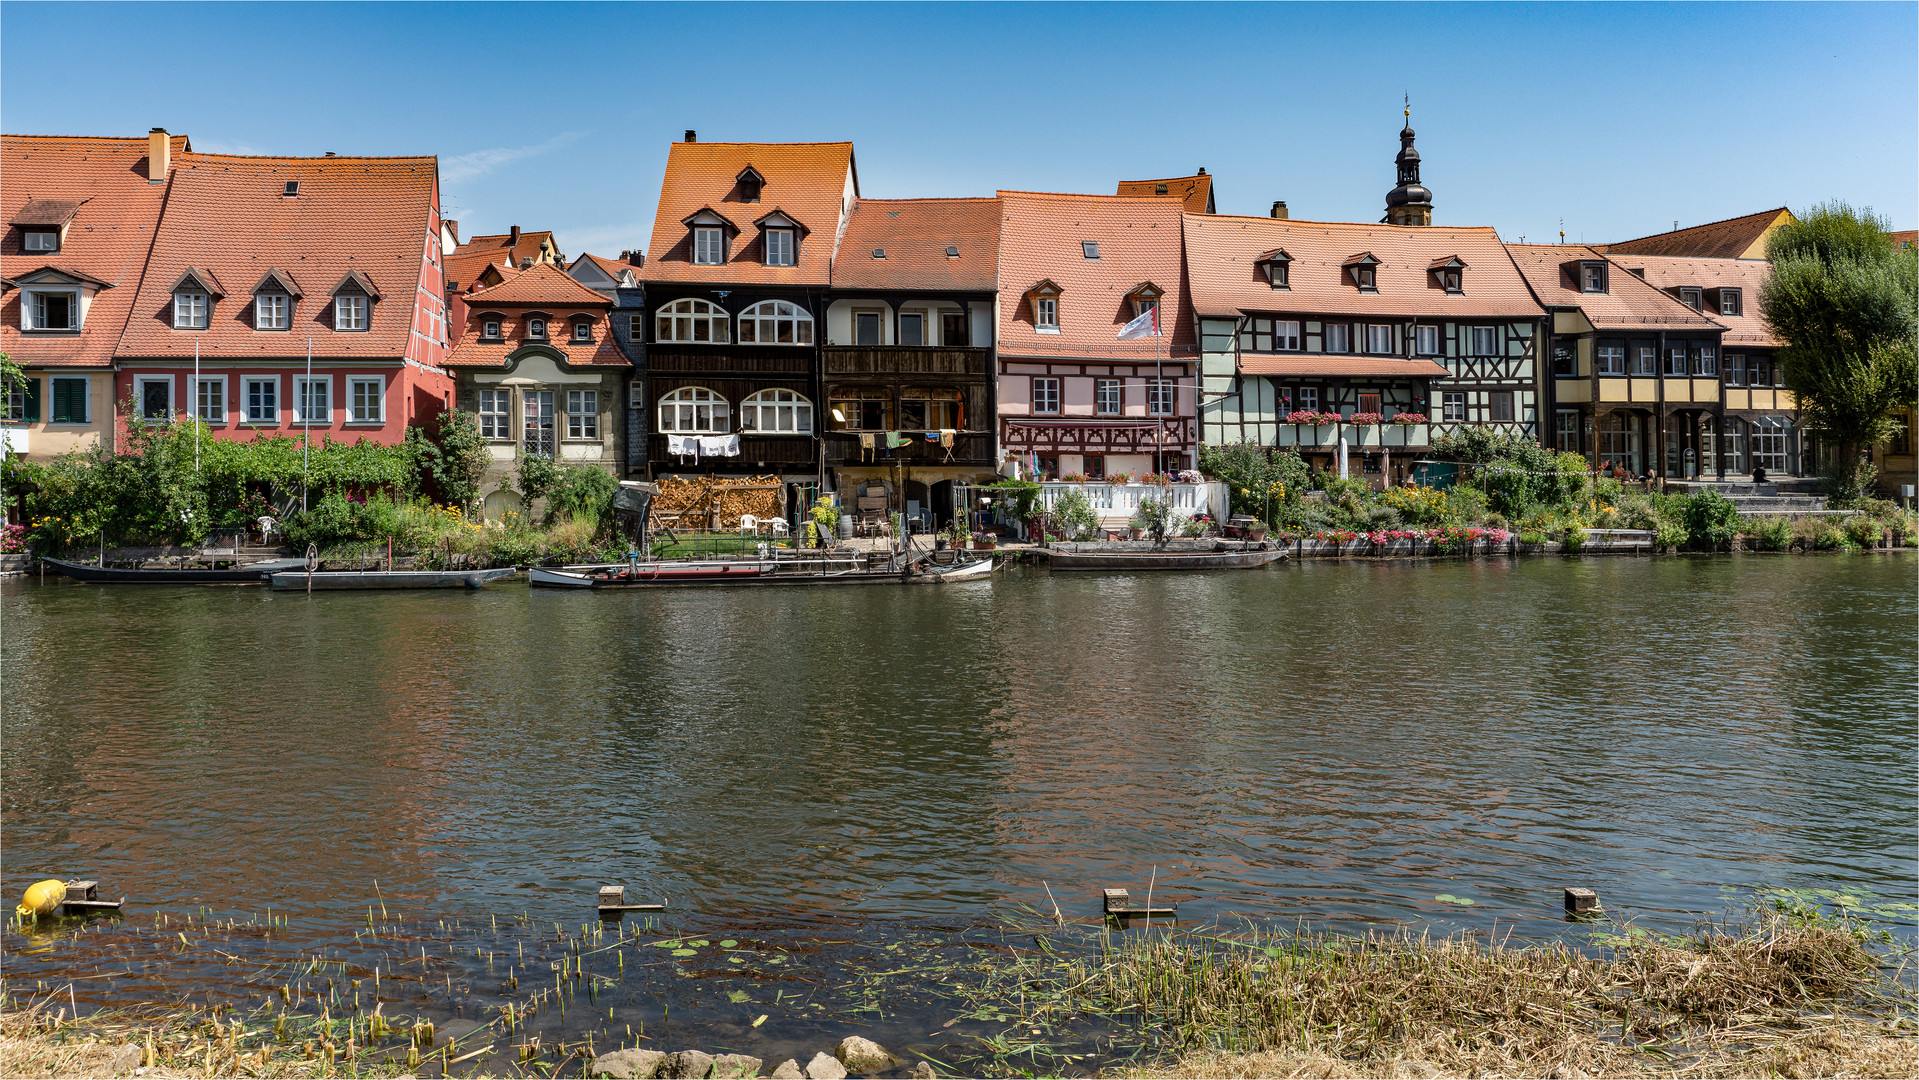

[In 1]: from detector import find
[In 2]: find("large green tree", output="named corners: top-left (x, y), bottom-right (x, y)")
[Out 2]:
top-left (1760, 202), bottom-right (1918, 503)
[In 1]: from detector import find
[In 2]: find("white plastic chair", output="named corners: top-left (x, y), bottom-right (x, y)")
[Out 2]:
top-left (767, 518), bottom-right (790, 537)
top-left (738, 514), bottom-right (759, 536)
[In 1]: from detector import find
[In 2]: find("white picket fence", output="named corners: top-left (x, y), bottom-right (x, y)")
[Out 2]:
top-left (1035, 482), bottom-right (1226, 529)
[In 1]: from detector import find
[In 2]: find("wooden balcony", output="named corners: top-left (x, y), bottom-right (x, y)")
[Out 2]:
top-left (823, 346), bottom-right (992, 379)
top-left (647, 345), bottom-right (814, 377)
top-left (648, 433), bottom-right (815, 470)
top-left (822, 430), bottom-right (994, 468)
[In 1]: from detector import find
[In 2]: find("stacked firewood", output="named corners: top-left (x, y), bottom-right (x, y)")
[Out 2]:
top-left (650, 475), bottom-right (784, 530)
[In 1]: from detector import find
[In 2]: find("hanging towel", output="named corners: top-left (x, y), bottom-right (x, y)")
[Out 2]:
top-left (938, 429), bottom-right (956, 448)
top-left (859, 431), bottom-right (875, 463)
top-left (699, 434), bottom-right (730, 457)
top-left (924, 431), bottom-right (939, 442)
top-left (885, 431), bottom-right (909, 449)
top-left (723, 433), bottom-right (741, 456)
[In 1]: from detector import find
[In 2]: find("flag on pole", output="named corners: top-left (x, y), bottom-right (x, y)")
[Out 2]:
top-left (1116, 304), bottom-right (1159, 340)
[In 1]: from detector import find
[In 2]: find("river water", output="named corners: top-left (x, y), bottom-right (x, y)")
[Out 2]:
top-left (2, 555), bottom-right (1913, 1066)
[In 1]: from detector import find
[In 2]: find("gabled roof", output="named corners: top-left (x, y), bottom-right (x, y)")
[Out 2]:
top-left (1183, 213), bottom-right (1541, 319)
top-left (1504, 243), bottom-right (1721, 332)
top-left (11, 198), bottom-right (87, 227)
top-left (332, 268), bottom-right (383, 299)
top-left (445, 228), bottom-right (560, 290)
top-left (169, 266), bottom-right (226, 296)
top-left (1605, 208), bottom-right (1793, 260)
top-left (645, 140), bottom-right (856, 287)
top-left (832, 198), bottom-right (1000, 292)
top-left (461, 261), bottom-right (611, 308)
top-left (995, 191), bottom-right (1191, 359)
top-left (252, 268), bottom-right (304, 297)
top-left (567, 252), bottom-right (643, 290)
top-left (1606, 254), bottom-right (1780, 347)
top-left (1116, 172), bottom-right (1215, 214)
top-left (445, 267), bottom-right (627, 370)
top-left (3, 265), bottom-right (116, 290)
top-left (117, 149), bottom-right (438, 359)
top-left (444, 333), bottom-right (631, 369)
top-left (0, 133), bottom-right (188, 367)
top-left (752, 207), bottom-right (810, 235)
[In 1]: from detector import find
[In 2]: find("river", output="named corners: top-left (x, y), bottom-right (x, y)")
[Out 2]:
top-left (2, 555), bottom-right (1913, 1067)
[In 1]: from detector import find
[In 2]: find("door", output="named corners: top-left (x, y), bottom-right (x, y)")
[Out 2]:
top-left (525, 390), bottom-right (555, 457)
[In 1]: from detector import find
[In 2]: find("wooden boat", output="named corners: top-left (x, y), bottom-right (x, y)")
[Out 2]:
top-left (43, 556), bottom-right (308, 584)
top-left (1041, 540), bottom-right (1287, 571)
top-left (921, 556), bottom-right (996, 582)
top-left (531, 557), bottom-right (922, 589)
top-left (269, 567), bottom-right (517, 590)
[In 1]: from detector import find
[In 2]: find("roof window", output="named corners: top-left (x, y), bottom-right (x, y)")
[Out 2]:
top-left (22, 229), bottom-right (59, 253)
top-left (1429, 256), bottom-right (1466, 294)
top-left (283, 181), bottom-right (299, 197)
top-left (1679, 286), bottom-right (1702, 310)
top-left (1579, 260), bottom-right (1609, 294)
top-left (1343, 252), bottom-right (1380, 292)
top-left (945, 246), bottom-right (959, 258)
top-left (872, 248), bottom-right (886, 259)
top-left (1081, 241), bottom-right (1099, 260)
top-left (1155, 183), bottom-right (1168, 195)
top-left (1256, 248), bottom-right (1291, 289)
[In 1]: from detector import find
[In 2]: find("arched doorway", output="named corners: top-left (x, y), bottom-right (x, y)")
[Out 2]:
top-left (928, 480), bottom-right (956, 529)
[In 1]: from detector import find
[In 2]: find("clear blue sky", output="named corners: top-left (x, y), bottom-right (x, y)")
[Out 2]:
top-left (5, 2), bottom-right (1913, 258)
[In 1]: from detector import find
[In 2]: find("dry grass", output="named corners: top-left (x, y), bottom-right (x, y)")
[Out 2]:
top-left (0, 1006), bottom-right (416, 1079)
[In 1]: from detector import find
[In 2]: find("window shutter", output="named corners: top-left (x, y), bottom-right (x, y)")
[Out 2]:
top-left (24, 377), bottom-right (41, 422)
top-left (51, 379), bottom-right (73, 423)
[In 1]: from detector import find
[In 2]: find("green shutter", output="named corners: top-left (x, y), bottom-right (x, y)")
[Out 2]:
top-left (50, 377), bottom-right (87, 424)
top-left (22, 377), bottom-right (41, 422)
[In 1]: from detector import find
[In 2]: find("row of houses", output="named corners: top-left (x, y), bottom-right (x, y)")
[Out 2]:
top-left (7, 123), bottom-right (1910, 526)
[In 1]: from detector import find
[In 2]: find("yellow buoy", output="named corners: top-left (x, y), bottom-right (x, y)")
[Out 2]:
top-left (17, 879), bottom-right (66, 918)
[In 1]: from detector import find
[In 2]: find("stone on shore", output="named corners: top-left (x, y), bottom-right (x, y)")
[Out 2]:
top-left (590, 1047), bottom-right (668, 1079)
top-left (663, 1050), bottom-right (717, 1078)
top-left (711, 1052), bottom-right (764, 1078)
top-left (909, 1062), bottom-right (936, 1080)
top-left (834, 1037), bottom-right (902, 1074)
top-left (769, 1059), bottom-right (803, 1079)
top-left (106, 1043), bottom-right (142, 1077)
top-left (803, 1051), bottom-right (849, 1079)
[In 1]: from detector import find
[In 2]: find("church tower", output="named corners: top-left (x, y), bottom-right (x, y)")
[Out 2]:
top-left (1383, 106), bottom-right (1434, 227)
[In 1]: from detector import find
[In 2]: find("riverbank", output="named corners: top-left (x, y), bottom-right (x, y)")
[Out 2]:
top-left (2, 907), bottom-right (1912, 1079)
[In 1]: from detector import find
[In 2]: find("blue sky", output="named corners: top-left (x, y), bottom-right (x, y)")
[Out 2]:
top-left (4, 2), bottom-right (1913, 258)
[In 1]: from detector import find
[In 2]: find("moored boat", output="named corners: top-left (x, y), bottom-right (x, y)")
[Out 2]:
top-left (43, 556), bottom-right (309, 584)
top-left (1040, 540), bottom-right (1286, 571)
top-left (269, 567), bottom-right (517, 590)
top-left (920, 556), bottom-right (996, 582)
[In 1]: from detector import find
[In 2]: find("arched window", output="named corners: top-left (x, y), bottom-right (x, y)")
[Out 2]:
top-left (737, 300), bottom-right (813, 345)
top-left (655, 298), bottom-right (730, 344)
top-left (657, 386), bottom-right (729, 433)
top-left (739, 388), bottom-right (813, 434)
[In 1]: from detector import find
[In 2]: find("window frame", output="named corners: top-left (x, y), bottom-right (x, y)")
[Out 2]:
top-left (853, 310), bottom-right (883, 345)
top-left (481, 318), bottom-right (503, 340)
top-left (1665, 344), bottom-right (1689, 377)
top-left (1147, 377), bottom-right (1175, 418)
top-left (1275, 320), bottom-right (1301, 351)
top-left (333, 293), bottom-right (369, 332)
top-left (136, 375), bottom-right (175, 423)
top-left (1725, 353), bottom-right (1747, 387)
top-left (1679, 287), bottom-right (1703, 311)
top-left (347, 376), bottom-right (385, 424)
top-left (1415, 325), bottom-right (1440, 356)
top-left (898, 311), bottom-right (925, 347)
top-left (48, 375), bottom-right (89, 424)
top-left (1632, 344), bottom-right (1658, 377)
top-left (1490, 390), bottom-right (1515, 423)
top-left (1365, 323), bottom-right (1395, 355)
top-left (1031, 377), bottom-right (1062, 416)
top-left (174, 291), bottom-right (210, 330)
top-left (1324, 323), bottom-right (1351, 353)
top-left (739, 387), bottom-right (814, 435)
top-left (254, 291), bottom-right (291, 331)
top-left (1094, 377), bottom-right (1122, 416)
top-left (738, 300), bottom-right (814, 345)
top-left (528, 317), bottom-right (548, 340)
top-left (478, 388), bottom-right (510, 441)
top-left (763, 227), bottom-right (795, 267)
top-left (572, 319), bottom-right (593, 342)
top-left (1691, 345), bottom-right (1717, 377)
top-left (1034, 296), bottom-right (1058, 331)
top-left (243, 376), bottom-right (279, 424)
top-left (1718, 288), bottom-right (1742, 316)
top-left (1469, 325), bottom-right (1498, 357)
top-left (693, 226), bottom-right (725, 265)
top-left (294, 374), bottom-right (331, 424)
top-left (1081, 241), bottom-right (1100, 260)
top-left (1597, 343), bottom-right (1626, 376)
top-left (1441, 392), bottom-right (1466, 423)
top-left (656, 385), bottom-right (731, 434)
top-left (1579, 261), bottom-right (1608, 294)
top-left (566, 388), bottom-right (600, 440)
top-left (21, 229), bottom-right (60, 253)
top-left (25, 289), bottom-right (79, 332)
top-left (1296, 385), bottom-right (1319, 412)
top-left (654, 298), bottom-right (731, 344)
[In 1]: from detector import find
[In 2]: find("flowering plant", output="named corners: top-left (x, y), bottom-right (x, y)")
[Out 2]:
top-left (1106, 471), bottom-right (1134, 484)
top-left (1392, 412), bottom-right (1428, 424)
top-left (1286, 410), bottom-right (1337, 424)
top-left (1177, 469), bottom-right (1204, 483)
top-left (1060, 473), bottom-right (1088, 483)
top-left (1140, 472), bottom-right (1174, 484)
top-left (1, 523), bottom-right (25, 554)
top-left (1348, 412), bottom-right (1383, 425)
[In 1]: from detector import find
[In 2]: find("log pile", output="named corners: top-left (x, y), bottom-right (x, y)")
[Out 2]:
top-left (650, 475), bottom-right (784, 531)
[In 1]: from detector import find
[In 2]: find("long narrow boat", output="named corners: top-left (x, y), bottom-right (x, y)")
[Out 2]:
top-left (531, 558), bottom-right (917, 589)
top-left (1041, 541), bottom-right (1286, 571)
top-left (43, 556), bottom-right (309, 584)
top-left (269, 567), bottom-right (517, 590)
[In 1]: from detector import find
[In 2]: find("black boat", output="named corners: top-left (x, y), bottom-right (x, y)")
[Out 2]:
top-left (42, 556), bottom-right (308, 584)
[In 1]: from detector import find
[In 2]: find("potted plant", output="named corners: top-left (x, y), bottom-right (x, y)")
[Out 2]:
top-left (970, 531), bottom-right (997, 550)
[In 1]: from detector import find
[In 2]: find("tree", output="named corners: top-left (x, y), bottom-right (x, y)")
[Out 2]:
top-left (408, 410), bottom-right (490, 512)
top-left (1760, 202), bottom-right (1919, 503)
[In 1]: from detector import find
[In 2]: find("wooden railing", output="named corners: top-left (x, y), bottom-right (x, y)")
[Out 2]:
top-left (823, 346), bottom-right (992, 377)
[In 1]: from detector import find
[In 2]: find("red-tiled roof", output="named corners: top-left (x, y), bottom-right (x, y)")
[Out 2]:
top-left (1890, 230), bottom-right (1917, 250)
top-left (567, 252), bottom-right (643, 290)
top-left (446, 263), bottom-right (627, 368)
top-left (117, 151), bottom-right (438, 359)
top-left (644, 141), bottom-right (855, 287)
top-left (1504, 243), bottom-right (1721, 332)
top-left (1183, 213), bottom-right (1541, 319)
top-left (994, 192), bottom-right (1191, 361)
top-left (1609, 254), bottom-right (1780, 347)
top-left (445, 229), bottom-right (559, 290)
top-left (461, 261), bottom-right (609, 308)
top-left (1240, 355), bottom-right (1449, 378)
top-left (1605, 208), bottom-right (1791, 260)
top-left (0, 133), bottom-right (188, 367)
top-left (1116, 173), bottom-right (1214, 214)
top-left (832, 198), bottom-right (1000, 291)
top-left (444, 333), bottom-right (629, 368)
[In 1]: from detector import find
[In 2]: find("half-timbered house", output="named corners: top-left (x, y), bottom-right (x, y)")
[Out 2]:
top-left (640, 133), bottom-right (854, 500)
top-left (993, 191), bottom-right (1196, 480)
top-left (1187, 212), bottom-right (1544, 485)
top-left (823, 197), bottom-right (1000, 526)
top-left (1508, 244), bottom-right (1728, 478)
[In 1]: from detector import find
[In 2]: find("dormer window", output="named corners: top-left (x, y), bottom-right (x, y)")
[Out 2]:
top-left (694, 228), bottom-right (723, 265)
top-left (482, 318), bottom-right (502, 340)
top-left (752, 209), bottom-right (806, 267)
top-left (1429, 256), bottom-right (1466, 294)
top-left (1256, 249), bottom-right (1291, 289)
top-left (334, 295), bottom-right (368, 331)
top-left (765, 228), bottom-right (795, 266)
top-left (1126, 282), bottom-right (1163, 323)
top-left (22, 229), bottom-right (59, 253)
top-left (736, 166), bottom-right (765, 203)
top-left (1580, 261), bottom-right (1609, 294)
top-left (283, 181), bottom-right (299, 197)
top-left (529, 317), bottom-right (548, 339)
top-left (1081, 241), bottom-right (1100, 260)
top-left (1718, 288), bottom-right (1742, 316)
top-left (1024, 279), bottom-right (1062, 332)
top-left (28, 291), bottom-right (76, 331)
top-left (573, 320), bottom-right (592, 342)
top-left (1343, 253), bottom-right (1380, 292)
top-left (251, 269), bottom-right (301, 331)
top-left (1679, 287), bottom-right (1702, 310)
top-left (174, 292), bottom-right (208, 329)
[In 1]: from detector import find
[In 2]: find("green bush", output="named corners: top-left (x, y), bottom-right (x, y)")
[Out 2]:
top-left (547, 464), bottom-right (619, 530)
top-left (1050, 487), bottom-right (1099, 540)
top-left (1199, 443), bottom-right (1308, 522)
top-left (517, 453), bottom-right (562, 503)
top-left (1563, 525), bottom-right (1586, 553)
top-left (408, 410), bottom-right (490, 512)
top-left (1744, 515), bottom-right (1793, 552)
top-left (1654, 520), bottom-right (1688, 550)
top-left (1613, 492), bottom-right (1661, 531)
top-left (1843, 514), bottom-right (1884, 548)
top-left (1680, 488), bottom-right (1742, 550)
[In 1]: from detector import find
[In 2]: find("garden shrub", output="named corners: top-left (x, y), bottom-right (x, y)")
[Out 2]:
top-left (1654, 520), bottom-right (1688, 550)
top-left (1843, 514), bottom-right (1883, 548)
top-left (1745, 515), bottom-right (1793, 552)
top-left (1681, 488), bottom-right (1742, 550)
top-left (1050, 487), bottom-right (1099, 540)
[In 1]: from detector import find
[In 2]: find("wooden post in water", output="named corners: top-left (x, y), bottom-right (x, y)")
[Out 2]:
top-left (1564, 887), bottom-right (1601, 915)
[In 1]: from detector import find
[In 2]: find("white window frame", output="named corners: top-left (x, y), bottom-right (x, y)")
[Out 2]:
top-left (255, 292), bottom-right (290, 330)
top-left (26, 289), bottom-right (79, 331)
top-left (1415, 325), bottom-right (1440, 356)
top-left (1031, 377), bottom-right (1061, 415)
top-left (528, 317), bottom-right (547, 339)
top-left (739, 388), bottom-right (813, 434)
top-left (764, 227), bottom-right (795, 267)
top-left (174, 292), bottom-right (209, 329)
top-left (334, 293), bottom-right (368, 331)
top-left (295, 375), bottom-right (331, 424)
top-left (243, 377), bottom-right (279, 424)
top-left (348, 376), bottom-right (384, 424)
top-left (657, 386), bottom-right (730, 433)
top-left (738, 300), bottom-right (813, 345)
top-left (1470, 326), bottom-right (1498, 357)
top-left (1366, 324), bottom-right (1394, 355)
top-left (1296, 385), bottom-right (1319, 412)
top-left (1034, 297), bottom-right (1058, 331)
top-left (1276, 320), bottom-right (1302, 351)
top-left (482, 318), bottom-right (502, 340)
top-left (1147, 377), bottom-right (1175, 417)
top-left (1094, 378), bottom-right (1121, 416)
top-left (478, 389), bottom-right (510, 440)
top-left (1442, 392), bottom-right (1466, 423)
top-left (572, 320), bottom-right (592, 342)
top-left (693, 227), bottom-right (724, 265)
top-left (566, 389), bottom-right (599, 440)
top-left (654, 298), bottom-right (730, 343)
top-left (195, 375), bottom-right (227, 423)
top-left (136, 375), bottom-right (174, 422)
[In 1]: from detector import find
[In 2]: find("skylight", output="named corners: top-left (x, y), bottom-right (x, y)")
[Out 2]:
top-left (1081, 241), bottom-right (1099, 260)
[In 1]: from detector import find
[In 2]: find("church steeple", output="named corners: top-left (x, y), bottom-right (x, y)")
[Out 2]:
top-left (1383, 101), bottom-right (1434, 227)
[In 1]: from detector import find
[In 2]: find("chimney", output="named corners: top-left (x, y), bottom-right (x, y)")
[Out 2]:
top-left (520, 257), bottom-right (533, 269)
top-left (684, 129), bottom-right (698, 143)
top-left (1197, 166), bottom-right (1206, 175)
top-left (324, 151), bottom-right (336, 157)
top-left (509, 225), bottom-right (520, 249)
top-left (148, 127), bottom-right (170, 185)
top-left (1270, 201), bottom-right (1289, 219)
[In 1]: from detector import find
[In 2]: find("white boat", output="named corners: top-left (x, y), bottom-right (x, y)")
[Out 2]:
top-left (924, 556), bottom-right (996, 582)
top-left (528, 566), bottom-right (597, 588)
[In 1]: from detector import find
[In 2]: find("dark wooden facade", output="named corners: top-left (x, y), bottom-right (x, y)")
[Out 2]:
top-left (820, 343), bottom-right (995, 472)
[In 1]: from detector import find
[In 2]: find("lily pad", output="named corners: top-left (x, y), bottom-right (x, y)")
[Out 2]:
top-left (719, 939), bottom-right (739, 949)
top-left (1434, 893), bottom-right (1477, 906)
top-left (688, 939), bottom-right (711, 947)
top-left (671, 948), bottom-right (699, 957)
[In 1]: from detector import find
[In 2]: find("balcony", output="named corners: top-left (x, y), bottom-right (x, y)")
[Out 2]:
top-left (647, 345), bottom-right (813, 377)
top-left (823, 429), bottom-right (994, 467)
top-left (1274, 421), bottom-right (1429, 450)
top-left (648, 433), bottom-right (815, 469)
top-left (823, 346), bottom-right (991, 378)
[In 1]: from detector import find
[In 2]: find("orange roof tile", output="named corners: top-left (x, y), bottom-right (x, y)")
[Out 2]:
top-left (446, 228), bottom-right (560, 290)
top-left (1504, 243), bottom-right (1721, 332)
top-left (117, 150), bottom-right (438, 359)
top-left (0, 133), bottom-right (188, 367)
top-left (1890, 230), bottom-right (1917, 250)
top-left (1605, 208), bottom-right (1791, 260)
top-left (1183, 214), bottom-right (1541, 319)
top-left (1117, 172), bottom-right (1214, 214)
top-left (568, 252), bottom-right (643, 288)
top-left (644, 141), bottom-right (855, 287)
top-left (1240, 355), bottom-right (1449, 378)
top-left (447, 263), bottom-right (627, 368)
top-left (461, 261), bottom-right (610, 308)
top-left (995, 191), bottom-right (1191, 361)
top-left (444, 333), bottom-right (629, 369)
top-left (1608, 254), bottom-right (1780, 347)
top-left (832, 198), bottom-right (1000, 291)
